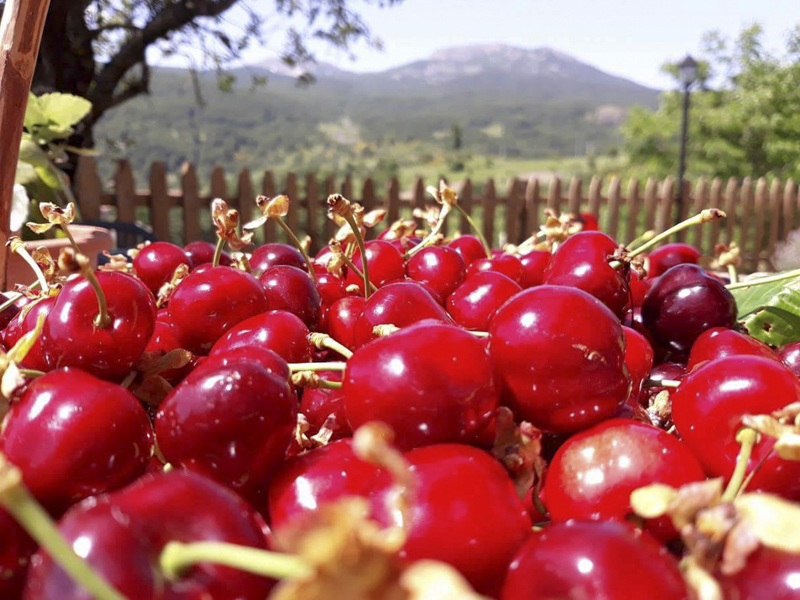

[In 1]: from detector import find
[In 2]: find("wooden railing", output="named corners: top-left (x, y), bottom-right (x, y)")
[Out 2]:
top-left (74, 157), bottom-right (800, 272)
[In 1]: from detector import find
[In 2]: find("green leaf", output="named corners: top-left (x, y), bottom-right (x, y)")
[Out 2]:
top-left (37, 93), bottom-right (91, 128)
top-left (731, 275), bottom-right (800, 318)
top-left (23, 94), bottom-right (46, 130)
top-left (34, 164), bottom-right (62, 190)
top-left (739, 278), bottom-right (800, 345)
top-left (17, 139), bottom-right (51, 167)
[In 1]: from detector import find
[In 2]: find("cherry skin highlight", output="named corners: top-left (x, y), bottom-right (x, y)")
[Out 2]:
top-left (250, 243), bottom-right (305, 277)
top-left (327, 296), bottom-right (366, 350)
top-left (405, 246), bottom-right (466, 301)
top-left (446, 270), bottom-right (521, 331)
top-left (210, 309), bottom-right (313, 363)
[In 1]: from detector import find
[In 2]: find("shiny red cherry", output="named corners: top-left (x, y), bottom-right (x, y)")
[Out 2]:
top-left (314, 271), bottom-right (347, 307)
top-left (258, 265), bottom-right (321, 328)
top-left (0, 368), bottom-right (153, 513)
top-left (210, 310), bottom-right (312, 363)
top-left (299, 371), bottom-right (350, 441)
top-left (672, 356), bottom-right (800, 499)
top-left (686, 326), bottom-right (778, 372)
top-left (42, 271), bottom-right (156, 381)
top-left (630, 271), bottom-right (657, 307)
top-left (580, 212), bottom-right (600, 231)
top-left (24, 470), bottom-right (274, 599)
top-left (623, 325), bottom-right (654, 401)
top-left (446, 271), bottom-right (521, 331)
top-left (183, 240), bottom-right (231, 268)
top-left (718, 547), bottom-right (800, 600)
top-left (327, 296), bottom-right (365, 350)
top-left (467, 253), bottom-right (523, 284)
top-left (250, 243), bottom-right (306, 277)
top-left (502, 521), bottom-right (689, 600)
top-left (647, 242), bottom-right (701, 278)
top-left (542, 419), bottom-right (704, 539)
top-left (352, 281), bottom-right (453, 347)
top-left (405, 246), bottom-right (466, 301)
top-left (641, 263), bottom-right (737, 358)
top-left (344, 322), bottom-right (498, 449)
top-left (489, 286), bottom-right (630, 433)
top-left (156, 355), bottom-right (296, 503)
top-left (2, 296), bottom-right (55, 371)
top-left (778, 341), bottom-right (800, 378)
top-left (169, 266), bottom-right (268, 354)
top-left (543, 231), bottom-right (629, 318)
top-left (448, 235), bottom-right (487, 266)
top-left (132, 241), bottom-right (190, 294)
top-left (518, 250), bottom-right (550, 288)
top-left (345, 240), bottom-right (405, 293)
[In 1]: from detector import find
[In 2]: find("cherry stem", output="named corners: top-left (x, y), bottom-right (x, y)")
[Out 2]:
top-left (0, 455), bottom-right (126, 600)
top-left (721, 427), bottom-right (758, 502)
top-left (288, 361), bottom-right (347, 372)
top-left (160, 541), bottom-right (311, 582)
top-left (725, 268), bottom-right (800, 291)
top-left (0, 280), bottom-right (42, 314)
top-left (627, 209), bottom-right (726, 259)
top-left (343, 212), bottom-right (371, 300)
top-left (626, 230), bottom-right (655, 251)
top-left (291, 374), bottom-right (342, 389)
top-left (405, 205), bottom-right (451, 259)
top-left (453, 204), bottom-right (492, 258)
top-left (274, 217), bottom-right (318, 284)
top-left (727, 264), bottom-right (738, 285)
top-left (469, 330), bottom-right (490, 338)
top-left (19, 369), bottom-right (44, 378)
top-left (644, 378), bottom-right (681, 389)
top-left (58, 224), bottom-right (81, 255)
top-left (339, 253), bottom-right (378, 294)
top-left (308, 333), bottom-right (353, 359)
top-left (81, 262), bottom-right (112, 328)
top-left (13, 245), bottom-right (48, 293)
top-left (212, 236), bottom-right (226, 268)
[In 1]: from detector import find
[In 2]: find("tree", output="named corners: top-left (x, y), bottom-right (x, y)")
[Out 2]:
top-left (10, 0), bottom-right (401, 150)
top-left (622, 24), bottom-right (800, 179)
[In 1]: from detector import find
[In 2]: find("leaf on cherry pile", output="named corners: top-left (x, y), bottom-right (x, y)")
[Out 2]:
top-left (731, 274), bottom-right (800, 345)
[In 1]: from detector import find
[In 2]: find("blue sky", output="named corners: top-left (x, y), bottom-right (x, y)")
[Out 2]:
top-left (172, 0), bottom-right (798, 89)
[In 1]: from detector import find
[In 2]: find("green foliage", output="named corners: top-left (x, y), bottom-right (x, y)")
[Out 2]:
top-left (734, 277), bottom-right (800, 345)
top-left (622, 23), bottom-right (800, 180)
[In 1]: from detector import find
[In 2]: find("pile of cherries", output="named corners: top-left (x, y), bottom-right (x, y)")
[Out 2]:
top-left (0, 191), bottom-right (798, 600)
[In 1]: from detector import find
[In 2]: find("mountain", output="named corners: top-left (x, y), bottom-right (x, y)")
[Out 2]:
top-left (94, 44), bottom-right (659, 182)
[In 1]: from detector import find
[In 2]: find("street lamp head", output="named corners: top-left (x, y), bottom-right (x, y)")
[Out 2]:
top-left (678, 55), bottom-right (698, 89)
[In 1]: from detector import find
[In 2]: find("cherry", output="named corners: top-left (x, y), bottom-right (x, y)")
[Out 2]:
top-left (448, 235), bottom-right (487, 266)
top-left (0, 296), bottom-right (22, 332)
top-left (446, 270), bottom-right (521, 331)
top-left (686, 326), bottom-right (778, 372)
top-left (345, 240), bottom-right (405, 293)
top-left (2, 296), bottom-right (55, 371)
top-left (622, 325), bottom-right (654, 402)
top-left (199, 347), bottom-right (290, 381)
top-left (518, 250), bottom-right (550, 288)
top-left (0, 511), bottom-right (35, 598)
top-left (718, 547), bottom-right (800, 600)
top-left (543, 231), bottom-right (629, 318)
top-left (542, 418), bottom-right (704, 539)
top-left (466, 253), bottom-right (523, 284)
top-left (132, 241), bottom-right (190, 295)
top-left (156, 355), bottom-right (297, 503)
top-left (489, 286), bottom-right (630, 433)
top-left (630, 271), bottom-right (657, 307)
top-left (579, 212), bottom-right (600, 231)
top-left (0, 368), bottom-right (153, 514)
top-left (405, 246), bottom-right (466, 301)
top-left (647, 242), bottom-right (701, 278)
top-left (314, 271), bottom-right (347, 307)
top-left (326, 296), bottom-right (365, 351)
top-left (42, 271), bottom-right (156, 381)
top-left (169, 266), bottom-right (268, 354)
top-left (352, 281), bottom-right (453, 347)
top-left (344, 321), bottom-right (498, 450)
top-left (183, 240), bottom-right (231, 268)
top-left (258, 265), bottom-right (321, 328)
top-left (672, 355), bottom-right (800, 499)
top-left (641, 263), bottom-right (737, 358)
top-left (24, 470), bottom-right (275, 599)
top-left (298, 371), bottom-right (351, 441)
top-left (501, 521), bottom-right (689, 600)
top-left (313, 244), bottom-right (335, 269)
top-left (641, 361), bottom-right (686, 407)
top-left (250, 243), bottom-right (306, 277)
top-left (777, 341), bottom-right (800, 378)
top-left (210, 310), bottom-right (313, 364)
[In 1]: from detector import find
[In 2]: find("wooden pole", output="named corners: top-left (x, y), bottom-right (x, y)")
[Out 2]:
top-left (0, 0), bottom-right (52, 290)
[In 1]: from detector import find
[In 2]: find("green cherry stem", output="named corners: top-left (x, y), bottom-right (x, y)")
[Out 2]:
top-left (308, 333), bottom-right (353, 359)
top-left (58, 224), bottom-right (82, 256)
top-left (721, 428), bottom-right (759, 502)
top-left (274, 217), bottom-right (318, 284)
top-left (453, 204), bottom-right (492, 258)
top-left (12, 244), bottom-right (48, 293)
top-left (288, 361), bottom-right (347, 373)
top-left (0, 280), bottom-right (43, 313)
top-left (160, 541), bottom-right (311, 582)
top-left (626, 230), bottom-right (655, 251)
top-left (339, 253), bottom-right (378, 294)
top-left (627, 209), bottom-right (726, 259)
top-left (0, 455), bottom-right (126, 600)
top-left (211, 236), bottom-right (226, 268)
top-left (343, 212), bottom-right (371, 300)
top-left (78, 257), bottom-right (112, 328)
top-left (644, 378), bottom-right (681, 389)
top-left (405, 205), bottom-right (452, 259)
top-left (725, 268), bottom-right (800, 291)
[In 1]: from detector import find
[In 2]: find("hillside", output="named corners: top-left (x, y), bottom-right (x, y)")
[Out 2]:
top-left (94, 44), bottom-right (659, 183)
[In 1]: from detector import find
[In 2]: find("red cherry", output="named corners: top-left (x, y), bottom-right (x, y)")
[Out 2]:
top-left (718, 547), bottom-right (800, 600)
top-left (467, 253), bottom-right (523, 284)
top-left (489, 286), bottom-right (630, 433)
top-left (501, 521), bottom-right (689, 600)
top-left (518, 250), bottom-right (550, 288)
top-left (623, 325), bottom-right (654, 401)
top-left (579, 212), bottom-right (600, 231)
top-left (210, 310), bottom-right (313, 363)
top-left (344, 322), bottom-right (498, 450)
top-left (686, 326), bottom-right (778, 372)
top-left (156, 355), bottom-right (297, 503)
top-left (258, 265), bottom-right (321, 328)
top-left (647, 242), bottom-right (701, 278)
top-left (24, 470), bottom-right (274, 599)
top-left (183, 240), bottom-right (231, 268)
top-left (199, 347), bottom-right (291, 381)
top-left (446, 271), bottom-right (521, 331)
top-left (630, 271), bottom-right (657, 307)
top-left (299, 371), bottom-right (351, 441)
top-left (250, 243), bottom-right (306, 277)
top-left (327, 296), bottom-right (365, 350)
top-left (448, 235), bottom-right (487, 266)
top-left (345, 240), bottom-right (405, 292)
top-left (42, 271), bottom-right (156, 381)
top-left (132, 241), bottom-right (190, 294)
top-left (672, 356), bottom-right (800, 499)
top-left (544, 231), bottom-right (629, 317)
top-left (0, 511), bottom-right (34, 598)
top-left (0, 368), bottom-right (153, 513)
top-left (314, 271), bottom-right (347, 307)
top-left (0, 296), bottom-right (22, 332)
top-left (405, 246), bottom-right (466, 301)
top-left (2, 296), bottom-right (55, 371)
top-left (777, 341), bottom-right (800, 378)
top-left (169, 266), bottom-right (268, 354)
top-left (641, 361), bottom-right (686, 407)
top-left (352, 281), bottom-right (453, 347)
top-left (542, 418), bottom-right (704, 539)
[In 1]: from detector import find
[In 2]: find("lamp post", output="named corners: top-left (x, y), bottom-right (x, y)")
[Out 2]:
top-left (676, 54), bottom-right (698, 225)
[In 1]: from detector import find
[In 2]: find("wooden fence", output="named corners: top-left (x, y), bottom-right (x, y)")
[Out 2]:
top-left (74, 157), bottom-right (800, 272)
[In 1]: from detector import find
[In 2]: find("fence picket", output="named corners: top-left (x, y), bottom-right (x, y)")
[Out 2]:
top-left (525, 176), bottom-right (541, 235)
top-left (458, 179), bottom-right (473, 235)
top-left (181, 162), bottom-right (201, 244)
top-left (625, 179), bottom-right (640, 244)
top-left (784, 179), bottom-right (797, 240)
top-left (306, 173), bottom-right (318, 250)
top-left (643, 178), bottom-right (657, 232)
top-left (324, 175), bottom-right (336, 240)
top-left (547, 176), bottom-right (562, 214)
top-left (588, 176), bottom-right (603, 219)
top-left (567, 177), bottom-right (582, 216)
top-left (236, 168), bottom-right (254, 229)
top-left (483, 179), bottom-right (496, 246)
top-left (740, 178), bottom-right (754, 270)
top-left (767, 178), bottom-right (782, 269)
top-left (74, 156), bottom-right (102, 221)
top-left (505, 178), bottom-right (522, 245)
top-left (262, 171), bottom-right (277, 243)
top-left (149, 162), bottom-right (170, 241)
top-left (113, 160), bottom-right (136, 223)
top-left (708, 178), bottom-right (724, 250)
top-left (690, 178), bottom-right (709, 252)
top-left (386, 177), bottom-right (400, 224)
top-left (606, 177), bottom-right (621, 241)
